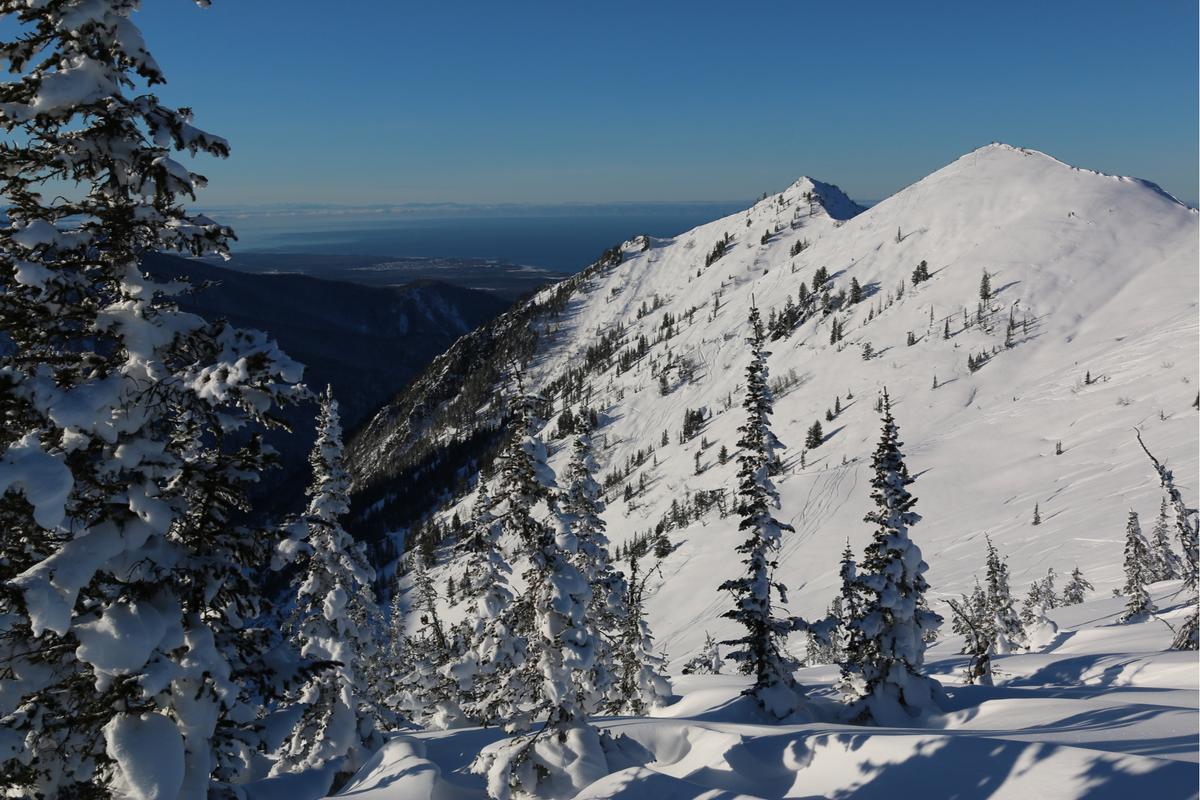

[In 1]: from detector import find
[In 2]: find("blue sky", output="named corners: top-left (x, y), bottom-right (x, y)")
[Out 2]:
top-left (138, 0), bottom-right (1199, 207)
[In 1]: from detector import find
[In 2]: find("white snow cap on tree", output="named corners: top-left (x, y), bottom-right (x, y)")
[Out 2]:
top-left (0, 2), bottom-right (306, 795)
top-left (1117, 510), bottom-right (1156, 623)
top-left (838, 390), bottom-right (943, 725)
top-left (469, 382), bottom-right (648, 798)
top-left (273, 387), bottom-right (381, 776)
top-left (718, 305), bottom-right (804, 721)
top-left (984, 536), bottom-right (1026, 654)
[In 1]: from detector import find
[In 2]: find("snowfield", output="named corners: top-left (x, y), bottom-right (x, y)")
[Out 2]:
top-left (323, 584), bottom-right (1196, 799)
top-left (328, 142), bottom-right (1199, 798)
top-left (394, 143), bottom-right (1198, 654)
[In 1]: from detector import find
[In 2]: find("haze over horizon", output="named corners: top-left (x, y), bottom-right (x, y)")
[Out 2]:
top-left (138, 0), bottom-right (1198, 208)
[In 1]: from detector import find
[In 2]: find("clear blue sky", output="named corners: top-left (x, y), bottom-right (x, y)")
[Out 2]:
top-left (137, 0), bottom-right (1199, 207)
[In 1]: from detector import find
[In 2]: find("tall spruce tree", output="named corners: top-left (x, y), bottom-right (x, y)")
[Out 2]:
top-left (472, 393), bottom-right (637, 799)
top-left (0, 4), bottom-right (308, 796)
top-left (984, 536), bottom-right (1025, 652)
top-left (560, 432), bottom-right (624, 711)
top-left (440, 391), bottom-right (552, 728)
top-left (838, 391), bottom-right (943, 724)
top-left (1149, 496), bottom-right (1184, 582)
top-left (440, 480), bottom-right (517, 726)
top-left (273, 389), bottom-right (381, 778)
top-left (609, 537), bottom-right (672, 715)
top-left (1118, 510), bottom-right (1155, 623)
top-left (834, 540), bottom-right (864, 660)
top-left (718, 305), bottom-right (803, 719)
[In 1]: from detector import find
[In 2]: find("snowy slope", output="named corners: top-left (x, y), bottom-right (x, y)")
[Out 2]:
top-left (324, 583), bottom-right (1197, 799)
top-left (351, 143), bottom-right (1198, 669)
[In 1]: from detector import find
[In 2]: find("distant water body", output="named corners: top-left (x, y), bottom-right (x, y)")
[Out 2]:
top-left (223, 203), bottom-right (747, 273)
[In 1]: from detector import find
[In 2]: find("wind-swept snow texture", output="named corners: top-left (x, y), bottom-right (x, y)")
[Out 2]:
top-left (326, 584), bottom-right (1196, 799)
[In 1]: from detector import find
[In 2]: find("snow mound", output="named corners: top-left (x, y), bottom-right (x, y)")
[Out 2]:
top-left (323, 584), bottom-right (1196, 799)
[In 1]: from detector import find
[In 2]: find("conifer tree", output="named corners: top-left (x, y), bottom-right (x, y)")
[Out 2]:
top-left (609, 536), bottom-right (671, 715)
top-left (682, 633), bottom-right (723, 675)
top-left (273, 389), bottom-right (381, 778)
top-left (462, 478), bottom-right (498, 554)
top-left (805, 420), bottom-right (824, 450)
top-left (849, 277), bottom-right (863, 304)
top-left (979, 270), bottom-right (992, 302)
top-left (1135, 430), bottom-right (1198, 648)
top-left (718, 305), bottom-right (804, 719)
top-left (0, 4), bottom-right (308, 795)
top-left (983, 536), bottom-right (1025, 653)
top-left (948, 579), bottom-right (987, 647)
top-left (560, 432), bottom-right (624, 710)
top-left (1149, 497), bottom-right (1183, 581)
top-left (837, 391), bottom-right (942, 724)
top-left (1118, 510), bottom-right (1155, 623)
top-left (468, 384), bottom-right (649, 798)
top-left (834, 539), bottom-right (864, 657)
top-left (1039, 567), bottom-right (1058, 610)
top-left (1019, 584), bottom-right (1040, 628)
top-left (1060, 565), bottom-right (1093, 606)
top-left (946, 587), bottom-right (993, 686)
top-left (444, 388), bottom-right (550, 728)
top-left (438, 480), bottom-right (517, 728)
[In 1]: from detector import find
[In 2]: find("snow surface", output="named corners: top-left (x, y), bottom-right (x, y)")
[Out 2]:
top-left (324, 583), bottom-right (1196, 799)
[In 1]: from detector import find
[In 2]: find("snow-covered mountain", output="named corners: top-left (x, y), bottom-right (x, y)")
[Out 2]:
top-left (347, 143), bottom-right (1198, 667)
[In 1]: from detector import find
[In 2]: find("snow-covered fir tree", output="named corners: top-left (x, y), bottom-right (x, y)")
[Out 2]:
top-left (446, 387), bottom-right (555, 729)
top-left (394, 559), bottom-right (467, 730)
top-left (838, 390), bottom-right (943, 724)
top-left (1149, 497), bottom-right (1184, 582)
top-left (1019, 567), bottom-right (1059, 627)
top-left (804, 597), bottom-right (845, 666)
top-left (946, 592), bottom-right (993, 686)
top-left (1117, 510), bottom-right (1155, 623)
top-left (433, 474), bottom-right (520, 728)
top-left (472, 392), bottom-right (640, 799)
top-left (835, 540), bottom-right (864, 639)
top-left (1060, 565), bottom-right (1093, 606)
top-left (273, 388), bottom-right (381, 779)
top-left (369, 581), bottom-right (408, 728)
top-left (1134, 431), bottom-right (1198, 649)
top-left (718, 305), bottom-right (804, 720)
top-left (984, 536), bottom-right (1026, 653)
top-left (682, 633), bottom-right (723, 675)
top-left (1038, 567), bottom-right (1058, 610)
top-left (609, 534), bottom-right (672, 715)
top-left (814, 540), bottom-right (862, 667)
top-left (459, 474), bottom-right (499, 585)
top-left (560, 432), bottom-right (624, 710)
top-left (1013, 573), bottom-right (1053, 648)
top-left (950, 579), bottom-right (988, 652)
top-left (0, 4), bottom-right (307, 796)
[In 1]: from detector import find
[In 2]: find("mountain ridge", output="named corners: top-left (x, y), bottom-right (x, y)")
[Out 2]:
top-left (345, 143), bottom-right (1197, 668)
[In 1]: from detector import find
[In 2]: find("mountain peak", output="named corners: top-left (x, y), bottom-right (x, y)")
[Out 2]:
top-left (779, 176), bottom-right (865, 221)
top-left (933, 142), bottom-right (1192, 209)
